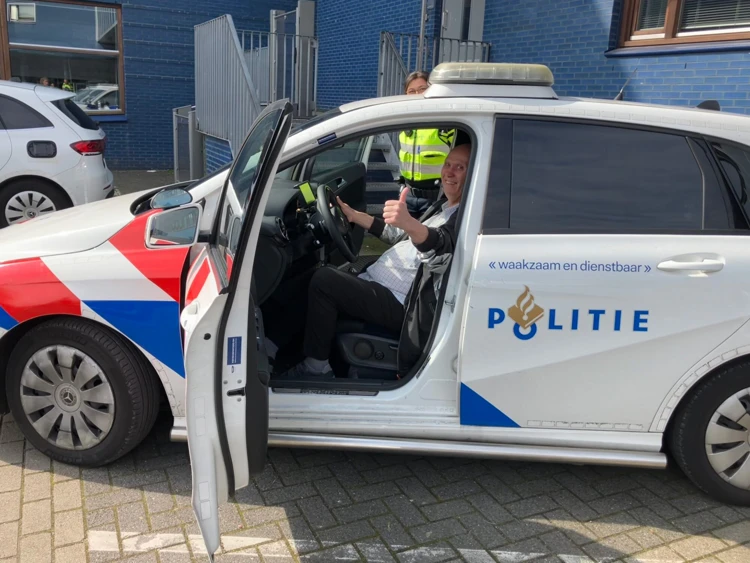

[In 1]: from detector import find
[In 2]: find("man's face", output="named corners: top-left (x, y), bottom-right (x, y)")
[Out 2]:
top-left (441, 145), bottom-right (470, 203)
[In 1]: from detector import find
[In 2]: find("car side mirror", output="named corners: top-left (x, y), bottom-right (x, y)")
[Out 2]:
top-left (151, 187), bottom-right (192, 209)
top-left (146, 204), bottom-right (202, 248)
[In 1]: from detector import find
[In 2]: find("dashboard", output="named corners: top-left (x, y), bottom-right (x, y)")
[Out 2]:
top-left (254, 178), bottom-right (337, 304)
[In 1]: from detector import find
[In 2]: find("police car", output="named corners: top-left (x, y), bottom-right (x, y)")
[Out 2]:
top-left (1, 62), bottom-right (750, 557)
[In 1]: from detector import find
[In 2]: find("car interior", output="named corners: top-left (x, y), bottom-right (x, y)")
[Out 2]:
top-left (249, 124), bottom-right (474, 390)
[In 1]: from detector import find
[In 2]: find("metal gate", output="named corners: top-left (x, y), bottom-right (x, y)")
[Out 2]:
top-left (239, 29), bottom-right (318, 118)
top-left (378, 31), bottom-right (490, 98)
top-left (172, 105), bottom-right (204, 183)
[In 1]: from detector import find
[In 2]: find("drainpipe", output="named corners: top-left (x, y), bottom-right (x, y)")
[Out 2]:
top-left (417, 0), bottom-right (427, 71)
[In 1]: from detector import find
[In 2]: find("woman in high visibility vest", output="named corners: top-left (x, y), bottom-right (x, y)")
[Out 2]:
top-left (399, 71), bottom-right (454, 216)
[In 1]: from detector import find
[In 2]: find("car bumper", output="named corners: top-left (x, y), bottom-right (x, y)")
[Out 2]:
top-left (52, 157), bottom-right (114, 206)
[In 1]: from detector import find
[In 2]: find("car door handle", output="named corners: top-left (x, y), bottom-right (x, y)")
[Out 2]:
top-left (657, 258), bottom-right (724, 272)
top-left (179, 301), bottom-right (200, 328)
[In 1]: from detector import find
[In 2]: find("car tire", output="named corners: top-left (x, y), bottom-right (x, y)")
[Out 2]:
top-left (669, 360), bottom-right (750, 505)
top-left (6, 318), bottom-right (160, 467)
top-left (0, 179), bottom-right (71, 227)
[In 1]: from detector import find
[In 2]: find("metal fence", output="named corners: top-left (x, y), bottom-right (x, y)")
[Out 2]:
top-left (194, 15), bottom-right (262, 158)
top-left (238, 29), bottom-right (318, 118)
top-left (378, 31), bottom-right (491, 97)
top-left (95, 7), bottom-right (117, 43)
top-left (172, 105), bottom-right (204, 183)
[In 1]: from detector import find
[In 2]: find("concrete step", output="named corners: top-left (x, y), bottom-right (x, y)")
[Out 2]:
top-left (367, 203), bottom-right (385, 215)
top-left (367, 162), bottom-right (400, 172)
top-left (371, 142), bottom-right (392, 152)
top-left (367, 182), bottom-right (399, 192)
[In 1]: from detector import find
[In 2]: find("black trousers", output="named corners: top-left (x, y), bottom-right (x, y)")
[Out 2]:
top-left (304, 267), bottom-right (405, 360)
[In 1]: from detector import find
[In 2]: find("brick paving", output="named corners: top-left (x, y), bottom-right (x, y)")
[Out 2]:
top-left (2, 412), bottom-right (750, 562)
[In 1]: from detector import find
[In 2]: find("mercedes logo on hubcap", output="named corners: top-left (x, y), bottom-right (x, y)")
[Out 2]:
top-left (57, 386), bottom-right (78, 409)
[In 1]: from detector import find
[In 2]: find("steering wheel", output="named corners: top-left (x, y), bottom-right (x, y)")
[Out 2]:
top-left (316, 183), bottom-right (358, 263)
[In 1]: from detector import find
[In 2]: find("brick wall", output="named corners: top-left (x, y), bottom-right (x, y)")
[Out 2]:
top-left (91, 0), bottom-right (296, 170)
top-left (204, 135), bottom-right (234, 173)
top-left (483, 0), bottom-right (750, 115)
top-left (316, 0), bottom-right (442, 109)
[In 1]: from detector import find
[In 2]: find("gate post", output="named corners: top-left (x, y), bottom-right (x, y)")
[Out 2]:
top-left (188, 109), bottom-right (204, 180)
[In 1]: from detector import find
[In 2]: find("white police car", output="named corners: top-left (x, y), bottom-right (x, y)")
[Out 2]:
top-left (2, 63), bottom-right (750, 558)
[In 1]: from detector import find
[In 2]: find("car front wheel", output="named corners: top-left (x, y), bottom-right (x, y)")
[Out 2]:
top-left (6, 318), bottom-right (160, 466)
top-left (670, 360), bottom-right (750, 505)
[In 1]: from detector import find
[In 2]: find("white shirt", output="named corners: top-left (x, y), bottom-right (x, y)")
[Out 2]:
top-left (358, 202), bottom-right (459, 304)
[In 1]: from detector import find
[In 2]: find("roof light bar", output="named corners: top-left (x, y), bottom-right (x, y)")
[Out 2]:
top-left (430, 63), bottom-right (554, 87)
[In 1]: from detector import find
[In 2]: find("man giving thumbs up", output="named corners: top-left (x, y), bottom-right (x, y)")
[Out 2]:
top-left (279, 143), bottom-right (470, 379)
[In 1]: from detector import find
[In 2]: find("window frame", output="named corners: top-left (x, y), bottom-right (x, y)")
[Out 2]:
top-left (0, 0), bottom-right (126, 116)
top-left (482, 115), bottom-right (747, 236)
top-left (619, 0), bottom-right (750, 48)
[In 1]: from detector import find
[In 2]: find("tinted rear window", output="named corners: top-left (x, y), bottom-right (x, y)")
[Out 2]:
top-left (0, 95), bottom-right (52, 129)
top-left (53, 99), bottom-right (99, 131)
top-left (505, 120), bottom-right (704, 232)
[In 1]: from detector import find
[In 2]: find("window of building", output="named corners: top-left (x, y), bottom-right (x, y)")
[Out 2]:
top-left (8, 3), bottom-right (35, 23)
top-left (1, 0), bottom-right (124, 115)
top-left (0, 94), bottom-right (52, 128)
top-left (620, 0), bottom-right (750, 47)
top-left (505, 120), bottom-right (706, 232)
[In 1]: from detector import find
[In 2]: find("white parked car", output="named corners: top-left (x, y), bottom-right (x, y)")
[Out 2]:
top-left (2, 63), bottom-right (750, 558)
top-left (73, 84), bottom-right (120, 112)
top-left (0, 80), bottom-right (113, 227)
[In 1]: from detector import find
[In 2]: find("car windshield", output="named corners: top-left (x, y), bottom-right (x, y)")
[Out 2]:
top-left (290, 107), bottom-right (341, 133)
top-left (183, 106), bottom-right (342, 196)
top-left (73, 88), bottom-right (100, 104)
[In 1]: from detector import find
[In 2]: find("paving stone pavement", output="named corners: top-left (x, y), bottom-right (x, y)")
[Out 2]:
top-left (3, 412), bottom-right (750, 563)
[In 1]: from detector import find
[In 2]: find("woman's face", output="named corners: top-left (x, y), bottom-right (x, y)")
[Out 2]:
top-left (406, 77), bottom-right (429, 95)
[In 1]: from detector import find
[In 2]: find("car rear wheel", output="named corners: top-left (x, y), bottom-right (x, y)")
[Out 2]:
top-left (6, 318), bottom-right (160, 467)
top-left (669, 360), bottom-right (750, 505)
top-left (0, 179), bottom-right (71, 227)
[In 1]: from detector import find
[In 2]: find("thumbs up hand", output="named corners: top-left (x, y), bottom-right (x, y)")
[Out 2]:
top-left (383, 187), bottom-right (430, 245)
top-left (383, 188), bottom-right (414, 230)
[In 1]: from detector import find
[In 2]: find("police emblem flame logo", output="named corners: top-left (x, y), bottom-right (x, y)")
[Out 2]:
top-left (508, 286), bottom-right (544, 330)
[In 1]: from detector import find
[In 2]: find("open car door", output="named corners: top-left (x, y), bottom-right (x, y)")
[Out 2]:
top-left (181, 99), bottom-right (293, 560)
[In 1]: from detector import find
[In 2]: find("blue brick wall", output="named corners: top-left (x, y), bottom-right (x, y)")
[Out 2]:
top-left (87, 0), bottom-right (297, 170)
top-left (316, 0), bottom-right (442, 108)
top-left (483, 0), bottom-right (750, 115)
top-left (205, 136), bottom-right (234, 173)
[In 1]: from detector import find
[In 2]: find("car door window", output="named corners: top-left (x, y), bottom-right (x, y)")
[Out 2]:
top-left (0, 95), bottom-right (52, 129)
top-left (217, 109), bottom-right (281, 274)
top-left (498, 120), bottom-right (707, 232)
top-left (309, 138), bottom-right (367, 180)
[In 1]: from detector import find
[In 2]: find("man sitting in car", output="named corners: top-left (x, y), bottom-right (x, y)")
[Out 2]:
top-left (281, 141), bottom-right (471, 378)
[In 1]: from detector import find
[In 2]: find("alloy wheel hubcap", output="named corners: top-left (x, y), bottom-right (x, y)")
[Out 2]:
top-left (19, 345), bottom-right (115, 450)
top-left (705, 388), bottom-right (750, 489)
top-left (5, 191), bottom-right (57, 225)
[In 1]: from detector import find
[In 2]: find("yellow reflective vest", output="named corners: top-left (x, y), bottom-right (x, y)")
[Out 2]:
top-left (398, 128), bottom-right (454, 183)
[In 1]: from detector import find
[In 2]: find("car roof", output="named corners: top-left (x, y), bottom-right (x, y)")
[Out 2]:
top-left (337, 88), bottom-right (747, 123)
top-left (286, 90), bottom-right (750, 160)
top-left (0, 80), bottom-right (74, 101)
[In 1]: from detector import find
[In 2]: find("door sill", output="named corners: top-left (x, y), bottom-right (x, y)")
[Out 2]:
top-left (267, 432), bottom-right (668, 469)
top-left (270, 376), bottom-right (406, 393)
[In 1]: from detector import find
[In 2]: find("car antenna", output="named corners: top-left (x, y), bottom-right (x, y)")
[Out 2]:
top-left (614, 66), bottom-right (638, 101)
top-left (697, 99), bottom-right (721, 111)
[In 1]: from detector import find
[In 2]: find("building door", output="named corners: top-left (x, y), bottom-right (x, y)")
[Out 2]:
top-left (439, 0), bottom-right (485, 62)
